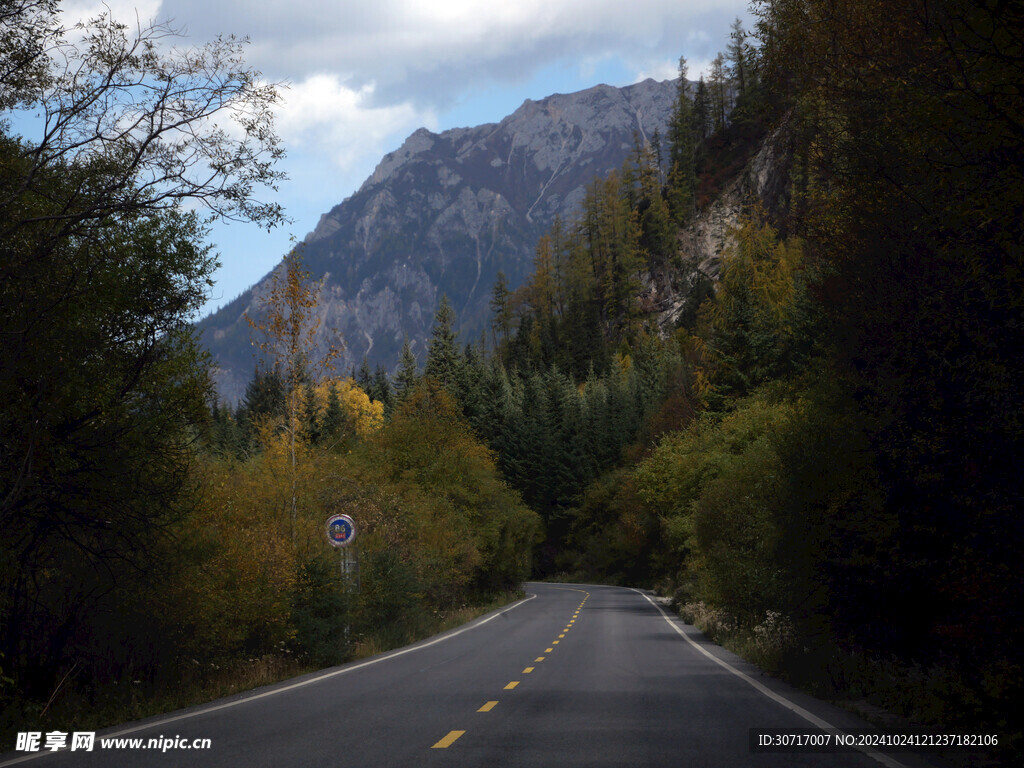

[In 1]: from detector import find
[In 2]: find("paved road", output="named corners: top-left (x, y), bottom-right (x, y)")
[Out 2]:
top-left (2, 583), bottom-right (942, 768)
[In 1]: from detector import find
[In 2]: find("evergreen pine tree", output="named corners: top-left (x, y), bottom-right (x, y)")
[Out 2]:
top-left (544, 365), bottom-right (590, 508)
top-left (371, 364), bottom-right (394, 417)
top-left (457, 342), bottom-right (487, 430)
top-left (692, 77), bottom-right (710, 142)
top-left (634, 140), bottom-right (676, 268)
top-left (209, 400), bottom-right (242, 457)
top-left (493, 372), bottom-right (527, 492)
top-left (320, 380), bottom-right (349, 448)
top-left (477, 358), bottom-right (512, 446)
top-left (727, 18), bottom-right (749, 105)
top-left (238, 364), bottom-right (285, 447)
top-left (519, 370), bottom-right (554, 511)
top-left (709, 53), bottom-right (729, 132)
top-left (633, 333), bottom-right (667, 418)
top-left (424, 295), bottom-right (462, 392)
top-left (356, 356), bottom-right (373, 392)
top-left (666, 56), bottom-right (697, 226)
top-left (490, 271), bottom-right (513, 356)
top-left (650, 129), bottom-right (664, 187)
top-left (302, 383), bottom-right (322, 444)
top-left (395, 337), bottom-right (419, 401)
top-left (241, 364), bottom-right (285, 420)
top-left (582, 369), bottom-right (612, 470)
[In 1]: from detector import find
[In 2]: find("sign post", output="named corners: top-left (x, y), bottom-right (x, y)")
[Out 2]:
top-left (325, 513), bottom-right (359, 643)
top-left (325, 514), bottom-right (359, 591)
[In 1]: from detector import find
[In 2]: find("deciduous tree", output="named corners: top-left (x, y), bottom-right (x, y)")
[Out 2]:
top-left (0, 2), bottom-right (286, 700)
top-left (247, 248), bottom-right (342, 540)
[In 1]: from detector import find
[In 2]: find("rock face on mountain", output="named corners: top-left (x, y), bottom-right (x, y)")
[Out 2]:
top-left (645, 115), bottom-right (796, 332)
top-left (197, 79), bottom-right (681, 402)
top-left (680, 115), bottom-right (795, 282)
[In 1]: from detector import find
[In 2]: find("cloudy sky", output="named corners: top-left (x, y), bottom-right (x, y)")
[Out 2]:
top-left (58, 0), bottom-right (753, 316)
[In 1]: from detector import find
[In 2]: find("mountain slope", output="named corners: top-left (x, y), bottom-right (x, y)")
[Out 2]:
top-left (198, 79), bottom-right (680, 402)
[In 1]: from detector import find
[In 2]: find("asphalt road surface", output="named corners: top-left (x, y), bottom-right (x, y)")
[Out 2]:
top-left (2, 583), bottom-right (945, 768)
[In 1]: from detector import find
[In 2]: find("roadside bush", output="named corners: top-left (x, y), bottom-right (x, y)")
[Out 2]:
top-left (636, 386), bottom-right (792, 616)
top-left (289, 554), bottom-right (351, 666)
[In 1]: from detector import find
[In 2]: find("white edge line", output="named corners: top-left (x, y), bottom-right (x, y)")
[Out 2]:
top-left (0, 593), bottom-right (538, 767)
top-left (631, 589), bottom-right (908, 768)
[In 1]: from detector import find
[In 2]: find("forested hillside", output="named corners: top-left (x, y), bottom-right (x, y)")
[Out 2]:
top-left (466, 0), bottom-right (1021, 749)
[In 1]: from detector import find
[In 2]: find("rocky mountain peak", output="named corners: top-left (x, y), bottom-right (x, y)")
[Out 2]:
top-left (199, 78), bottom-right (681, 403)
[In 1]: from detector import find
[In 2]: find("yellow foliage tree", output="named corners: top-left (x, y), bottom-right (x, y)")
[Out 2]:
top-left (157, 455), bottom-right (300, 657)
top-left (307, 377), bottom-right (384, 439)
top-left (349, 382), bottom-right (539, 604)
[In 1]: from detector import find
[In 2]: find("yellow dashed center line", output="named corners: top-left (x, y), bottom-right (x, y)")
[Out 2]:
top-left (429, 590), bottom-right (592, 753)
top-left (432, 730), bottom-right (465, 749)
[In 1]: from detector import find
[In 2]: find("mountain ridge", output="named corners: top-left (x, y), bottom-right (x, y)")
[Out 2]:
top-left (198, 78), bottom-right (683, 403)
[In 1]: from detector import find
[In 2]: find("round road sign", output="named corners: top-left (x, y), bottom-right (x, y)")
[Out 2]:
top-left (325, 514), bottom-right (356, 548)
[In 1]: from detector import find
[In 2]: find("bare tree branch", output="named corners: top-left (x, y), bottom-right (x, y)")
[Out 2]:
top-left (2, 6), bottom-right (288, 253)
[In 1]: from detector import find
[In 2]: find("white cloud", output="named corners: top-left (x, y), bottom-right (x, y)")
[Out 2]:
top-left (160, 0), bottom-right (751, 108)
top-left (634, 60), bottom-right (681, 84)
top-left (60, 0), bottom-right (163, 27)
top-left (635, 53), bottom-right (717, 84)
top-left (274, 74), bottom-right (434, 174)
